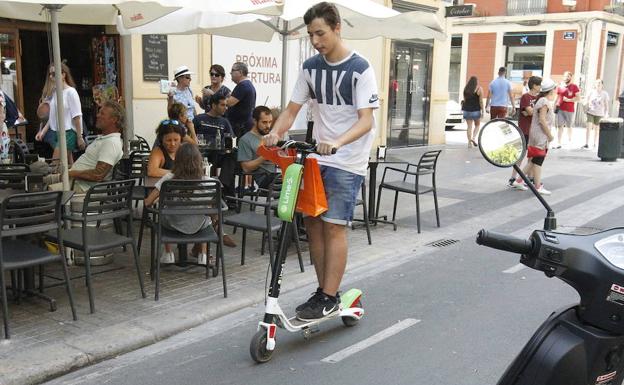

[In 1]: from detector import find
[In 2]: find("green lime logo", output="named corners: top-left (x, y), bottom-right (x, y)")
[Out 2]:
top-left (279, 204), bottom-right (288, 214)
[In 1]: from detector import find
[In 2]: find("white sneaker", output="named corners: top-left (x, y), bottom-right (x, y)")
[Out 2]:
top-left (160, 250), bottom-right (175, 264)
top-left (512, 180), bottom-right (528, 191)
top-left (537, 185), bottom-right (551, 195)
top-left (197, 253), bottom-right (207, 266)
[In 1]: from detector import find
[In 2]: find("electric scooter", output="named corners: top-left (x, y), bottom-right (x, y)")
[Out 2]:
top-left (476, 119), bottom-right (624, 385)
top-left (249, 140), bottom-right (364, 363)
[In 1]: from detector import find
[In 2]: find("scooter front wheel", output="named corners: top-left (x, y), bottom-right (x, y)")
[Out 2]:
top-left (250, 329), bottom-right (274, 363)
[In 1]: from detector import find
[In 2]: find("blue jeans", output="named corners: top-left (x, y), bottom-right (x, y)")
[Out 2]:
top-left (319, 165), bottom-right (364, 226)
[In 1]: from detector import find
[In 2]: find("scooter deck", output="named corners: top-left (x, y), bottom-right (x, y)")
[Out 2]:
top-left (287, 312), bottom-right (341, 328)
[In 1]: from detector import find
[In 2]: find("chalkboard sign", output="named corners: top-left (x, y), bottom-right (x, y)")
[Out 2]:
top-left (142, 34), bottom-right (168, 81)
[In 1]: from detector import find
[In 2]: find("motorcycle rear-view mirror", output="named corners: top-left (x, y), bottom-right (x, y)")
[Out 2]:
top-left (477, 119), bottom-right (526, 168)
top-left (477, 118), bottom-right (556, 231)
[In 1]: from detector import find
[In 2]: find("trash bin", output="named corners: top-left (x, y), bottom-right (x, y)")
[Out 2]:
top-left (598, 118), bottom-right (623, 162)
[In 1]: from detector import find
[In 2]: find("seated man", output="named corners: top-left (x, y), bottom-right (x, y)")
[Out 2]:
top-left (237, 105), bottom-right (276, 189)
top-left (46, 100), bottom-right (124, 192)
top-left (193, 93), bottom-right (237, 197)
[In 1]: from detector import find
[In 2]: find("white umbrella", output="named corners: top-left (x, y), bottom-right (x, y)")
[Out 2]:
top-left (0, 0), bottom-right (281, 189)
top-left (118, 0), bottom-right (445, 109)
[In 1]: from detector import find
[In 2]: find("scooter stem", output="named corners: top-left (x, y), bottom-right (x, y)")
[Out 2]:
top-left (513, 164), bottom-right (557, 231)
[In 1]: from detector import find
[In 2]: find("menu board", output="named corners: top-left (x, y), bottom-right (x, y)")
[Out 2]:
top-left (142, 34), bottom-right (168, 81)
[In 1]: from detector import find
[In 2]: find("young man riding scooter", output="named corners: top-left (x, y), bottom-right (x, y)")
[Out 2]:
top-left (264, 2), bottom-right (379, 321)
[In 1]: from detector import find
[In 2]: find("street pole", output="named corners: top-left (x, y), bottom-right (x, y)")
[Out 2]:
top-left (49, 5), bottom-right (70, 190)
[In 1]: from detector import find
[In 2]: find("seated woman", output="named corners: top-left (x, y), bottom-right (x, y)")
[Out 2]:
top-left (147, 120), bottom-right (184, 178)
top-left (144, 143), bottom-right (212, 265)
top-left (153, 103), bottom-right (197, 147)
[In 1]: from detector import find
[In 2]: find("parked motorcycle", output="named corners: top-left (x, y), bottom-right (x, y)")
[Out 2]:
top-left (476, 119), bottom-right (624, 385)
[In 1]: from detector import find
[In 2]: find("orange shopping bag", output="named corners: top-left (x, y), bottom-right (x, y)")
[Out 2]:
top-left (257, 145), bottom-right (327, 217)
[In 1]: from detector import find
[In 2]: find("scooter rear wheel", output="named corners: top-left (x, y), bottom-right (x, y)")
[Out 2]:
top-left (250, 329), bottom-right (274, 363)
top-left (342, 300), bottom-right (363, 327)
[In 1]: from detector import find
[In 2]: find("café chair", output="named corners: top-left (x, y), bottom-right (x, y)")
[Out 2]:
top-left (151, 179), bottom-right (227, 300)
top-left (0, 191), bottom-right (77, 339)
top-left (130, 135), bottom-right (151, 152)
top-left (225, 177), bottom-right (304, 272)
top-left (0, 163), bottom-right (30, 190)
top-left (47, 179), bottom-right (146, 313)
top-left (351, 180), bottom-right (372, 245)
top-left (375, 150), bottom-right (442, 233)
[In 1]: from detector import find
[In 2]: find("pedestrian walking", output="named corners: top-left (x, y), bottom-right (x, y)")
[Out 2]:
top-left (508, 75), bottom-right (541, 190)
top-left (554, 71), bottom-right (580, 148)
top-left (486, 67), bottom-right (515, 119)
top-left (461, 76), bottom-right (483, 148)
top-left (523, 78), bottom-right (556, 196)
top-left (583, 79), bottom-right (609, 149)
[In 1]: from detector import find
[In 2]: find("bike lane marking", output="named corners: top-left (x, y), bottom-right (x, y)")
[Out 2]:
top-left (321, 318), bottom-right (421, 364)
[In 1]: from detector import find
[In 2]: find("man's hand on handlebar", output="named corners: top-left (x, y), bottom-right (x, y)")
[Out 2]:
top-left (317, 141), bottom-right (338, 155)
top-left (263, 132), bottom-right (281, 147)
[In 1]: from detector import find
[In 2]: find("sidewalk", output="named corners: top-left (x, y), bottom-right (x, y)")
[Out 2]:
top-left (1, 126), bottom-right (622, 385)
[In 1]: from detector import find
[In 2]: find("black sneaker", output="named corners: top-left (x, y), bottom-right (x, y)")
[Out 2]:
top-left (507, 178), bottom-right (515, 188)
top-left (296, 287), bottom-right (323, 312)
top-left (296, 293), bottom-right (339, 321)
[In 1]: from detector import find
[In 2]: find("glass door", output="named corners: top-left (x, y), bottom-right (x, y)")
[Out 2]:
top-left (387, 42), bottom-right (431, 147)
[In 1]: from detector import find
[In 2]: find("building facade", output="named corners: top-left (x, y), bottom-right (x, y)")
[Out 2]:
top-left (448, 0), bottom-right (624, 119)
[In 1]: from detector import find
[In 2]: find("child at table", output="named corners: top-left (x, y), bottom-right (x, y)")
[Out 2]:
top-left (144, 143), bottom-right (212, 265)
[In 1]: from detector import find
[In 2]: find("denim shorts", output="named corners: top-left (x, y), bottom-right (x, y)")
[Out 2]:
top-left (462, 110), bottom-right (481, 120)
top-left (319, 165), bottom-right (364, 226)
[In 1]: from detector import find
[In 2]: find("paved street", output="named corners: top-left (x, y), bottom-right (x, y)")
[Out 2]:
top-left (39, 126), bottom-right (624, 385)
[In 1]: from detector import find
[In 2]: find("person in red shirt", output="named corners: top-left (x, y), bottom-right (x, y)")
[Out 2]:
top-left (508, 76), bottom-right (541, 189)
top-left (554, 71), bottom-right (580, 148)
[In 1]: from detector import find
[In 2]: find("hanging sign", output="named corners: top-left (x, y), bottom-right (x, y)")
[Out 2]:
top-left (563, 31), bottom-right (576, 40)
top-left (445, 5), bottom-right (473, 17)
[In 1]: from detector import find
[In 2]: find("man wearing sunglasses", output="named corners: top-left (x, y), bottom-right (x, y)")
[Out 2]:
top-left (226, 62), bottom-right (256, 138)
top-left (168, 65), bottom-right (197, 121)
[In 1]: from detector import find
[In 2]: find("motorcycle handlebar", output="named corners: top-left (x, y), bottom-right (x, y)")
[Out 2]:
top-left (476, 229), bottom-right (533, 254)
top-left (275, 140), bottom-right (337, 154)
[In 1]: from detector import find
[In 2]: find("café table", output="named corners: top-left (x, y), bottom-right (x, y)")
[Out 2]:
top-left (367, 156), bottom-right (409, 230)
top-left (0, 189), bottom-right (75, 311)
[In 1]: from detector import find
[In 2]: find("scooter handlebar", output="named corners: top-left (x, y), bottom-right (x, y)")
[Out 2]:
top-left (476, 229), bottom-right (533, 254)
top-left (275, 140), bottom-right (337, 154)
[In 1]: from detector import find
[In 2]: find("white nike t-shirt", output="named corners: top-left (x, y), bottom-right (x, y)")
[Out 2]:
top-left (291, 51), bottom-right (379, 176)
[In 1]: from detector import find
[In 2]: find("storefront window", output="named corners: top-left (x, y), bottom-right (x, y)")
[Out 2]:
top-left (503, 32), bottom-right (545, 89)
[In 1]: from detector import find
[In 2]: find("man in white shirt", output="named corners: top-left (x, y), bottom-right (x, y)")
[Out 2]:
top-left (264, 2), bottom-right (378, 321)
top-left (47, 100), bottom-right (124, 192)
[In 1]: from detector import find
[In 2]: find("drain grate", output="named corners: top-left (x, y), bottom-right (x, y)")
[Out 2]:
top-left (426, 238), bottom-right (459, 248)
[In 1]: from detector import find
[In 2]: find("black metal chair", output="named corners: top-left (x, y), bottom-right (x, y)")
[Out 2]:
top-left (128, 150), bottom-right (150, 208)
top-left (130, 135), bottom-right (151, 152)
top-left (152, 179), bottom-right (226, 300)
top-left (47, 179), bottom-right (146, 313)
top-left (375, 150), bottom-right (442, 233)
top-left (351, 180), bottom-right (372, 245)
top-left (225, 176), bottom-right (304, 272)
top-left (0, 163), bottom-right (29, 190)
top-left (0, 191), bottom-right (77, 339)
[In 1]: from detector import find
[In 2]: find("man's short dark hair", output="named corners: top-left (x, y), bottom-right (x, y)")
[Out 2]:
top-left (253, 105), bottom-right (272, 122)
top-left (498, 67), bottom-right (507, 75)
top-left (232, 62), bottom-right (248, 77)
top-left (210, 93), bottom-right (227, 107)
top-left (528, 76), bottom-right (542, 90)
top-left (303, 2), bottom-right (341, 29)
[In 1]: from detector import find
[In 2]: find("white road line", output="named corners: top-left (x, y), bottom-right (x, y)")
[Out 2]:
top-left (501, 183), bottom-right (624, 273)
top-left (503, 263), bottom-right (526, 274)
top-left (321, 318), bottom-right (421, 364)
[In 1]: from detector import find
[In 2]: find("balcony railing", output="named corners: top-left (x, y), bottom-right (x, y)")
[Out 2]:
top-left (507, 0), bottom-right (547, 15)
